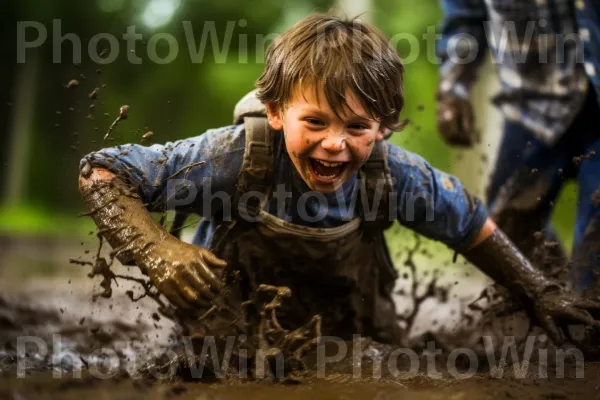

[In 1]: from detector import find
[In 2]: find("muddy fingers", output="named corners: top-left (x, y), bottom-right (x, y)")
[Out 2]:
top-left (201, 250), bottom-right (228, 268)
top-left (197, 252), bottom-right (224, 291)
top-left (182, 269), bottom-right (219, 301)
top-left (161, 283), bottom-right (194, 310)
top-left (179, 284), bottom-right (212, 309)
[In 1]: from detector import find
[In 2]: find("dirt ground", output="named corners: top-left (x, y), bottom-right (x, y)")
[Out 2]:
top-left (1, 259), bottom-right (600, 400)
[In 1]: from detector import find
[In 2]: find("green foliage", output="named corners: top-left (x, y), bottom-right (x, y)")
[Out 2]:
top-left (3, 0), bottom-right (578, 248)
top-left (0, 204), bottom-right (95, 237)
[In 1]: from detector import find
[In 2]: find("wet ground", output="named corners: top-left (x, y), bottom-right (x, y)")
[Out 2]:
top-left (5, 368), bottom-right (600, 400)
top-left (1, 260), bottom-right (600, 400)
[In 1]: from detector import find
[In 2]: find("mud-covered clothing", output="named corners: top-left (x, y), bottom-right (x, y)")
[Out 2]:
top-left (80, 121), bottom-right (487, 343)
top-left (182, 118), bottom-right (406, 343)
top-left (437, 0), bottom-right (587, 145)
top-left (80, 125), bottom-right (487, 253)
top-left (487, 89), bottom-right (600, 291)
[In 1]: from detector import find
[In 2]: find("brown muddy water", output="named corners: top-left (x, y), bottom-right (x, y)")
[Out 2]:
top-left (1, 258), bottom-right (600, 400)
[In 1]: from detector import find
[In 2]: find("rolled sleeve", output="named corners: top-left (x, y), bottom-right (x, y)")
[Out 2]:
top-left (389, 143), bottom-right (488, 252)
top-left (79, 125), bottom-right (245, 214)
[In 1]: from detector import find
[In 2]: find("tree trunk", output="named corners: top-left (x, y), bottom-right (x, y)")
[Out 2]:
top-left (451, 56), bottom-right (502, 202)
top-left (3, 50), bottom-right (39, 206)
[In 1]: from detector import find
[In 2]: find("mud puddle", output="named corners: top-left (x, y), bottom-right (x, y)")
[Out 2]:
top-left (1, 275), bottom-right (599, 400)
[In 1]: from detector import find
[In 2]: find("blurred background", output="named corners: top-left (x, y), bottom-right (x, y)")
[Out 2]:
top-left (0, 0), bottom-right (578, 315)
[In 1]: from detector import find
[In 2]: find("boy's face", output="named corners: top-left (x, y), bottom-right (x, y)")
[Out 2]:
top-left (266, 84), bottom-right (386, 193)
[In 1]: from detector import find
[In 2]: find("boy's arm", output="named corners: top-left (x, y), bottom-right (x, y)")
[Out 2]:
top-left (436, 0), bottom-right (489, 147)
top-left (78, 166), bottom-right (227, 310)
top-left (77, 126), bottom-right (244, 309)
top-left (79, 125), bottom-right (244, 214)
top-left (389, 145), bottom-right (600, 344)
top-left (463, 218), bottom-right (600, 344)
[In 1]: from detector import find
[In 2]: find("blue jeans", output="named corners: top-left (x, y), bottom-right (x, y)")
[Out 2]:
top-left (487, 90), bottom-right (600, 291)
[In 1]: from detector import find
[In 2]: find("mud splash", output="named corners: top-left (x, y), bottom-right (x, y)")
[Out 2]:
top-left (2, 282), bottom-right (599, 400)
top-left (4, 81), bottom-right (596, 399)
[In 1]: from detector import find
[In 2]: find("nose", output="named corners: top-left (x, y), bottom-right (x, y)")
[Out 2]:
top-left (321, 133), bottom-right (346, 153)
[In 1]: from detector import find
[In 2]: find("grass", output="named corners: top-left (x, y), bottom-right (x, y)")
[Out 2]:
top-left (0, 203), bottom-right (96, 238)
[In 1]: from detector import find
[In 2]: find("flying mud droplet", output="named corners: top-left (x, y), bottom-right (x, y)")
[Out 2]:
top-left (103, 105), bottom-right (130, 142)
top-left (141, 131), bottom-right (154, 142)
top-left (119, 105), bottom-right (129, 120)
top-left (89, 88), bottom-right (100, 100)
top-left (66, 79), bottom-right (80, 89)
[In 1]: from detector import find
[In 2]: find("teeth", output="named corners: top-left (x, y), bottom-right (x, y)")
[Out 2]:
top-left (316, 171), bottom-right (337, 178)
top-left (317, 173), bottom-right (337, 178)
top-left (315, 160), bottom-right (342, 167)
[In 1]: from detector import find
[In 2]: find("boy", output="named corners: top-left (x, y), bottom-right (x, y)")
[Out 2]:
top-left (79, 13), bottom-right (599, 346)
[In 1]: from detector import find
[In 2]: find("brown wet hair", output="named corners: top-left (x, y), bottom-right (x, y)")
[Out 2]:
top-left (255, 13), bottom-right (408, 132)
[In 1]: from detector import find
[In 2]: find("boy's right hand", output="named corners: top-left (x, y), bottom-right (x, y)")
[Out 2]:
top-left (143, 238), bottom-right (227, 310)
top-left (79, 166), bottom-right (226, 311)
top-left (436, 89), bottom-right (475, 147)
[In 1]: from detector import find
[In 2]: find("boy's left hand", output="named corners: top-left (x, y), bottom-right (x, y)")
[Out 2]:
top-left (530, 286), bottom-right (600, 345)
top-left (464, 223), bottom-right (600, 346)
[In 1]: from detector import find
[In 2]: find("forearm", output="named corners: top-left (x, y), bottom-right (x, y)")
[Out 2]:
top-left (465, 217), bottom-right (496, 250)
top-left (79, 167), bottom-right (171, 269)
top-left (463, 219), bottom-right (552, 298)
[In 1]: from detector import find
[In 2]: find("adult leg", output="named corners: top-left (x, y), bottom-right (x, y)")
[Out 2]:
top-left (487, 121), bottom-right (570, 277)
top-left (487, 120), bottom-right (533, 205)
top-left (572, 127), bottom-right (600, 292)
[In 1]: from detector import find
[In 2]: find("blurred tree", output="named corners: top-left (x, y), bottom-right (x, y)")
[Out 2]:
top-left (2, 0), bottom-right (577, 248)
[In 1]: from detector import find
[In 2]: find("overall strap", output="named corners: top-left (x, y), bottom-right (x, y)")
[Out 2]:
top-left (360, 140), bottom-right (394, 231)
top-left (234, 116), bottom-right (275, 219)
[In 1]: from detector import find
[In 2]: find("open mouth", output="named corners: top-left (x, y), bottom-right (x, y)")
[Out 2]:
top-left (308, 158), bottom-right (348, 183)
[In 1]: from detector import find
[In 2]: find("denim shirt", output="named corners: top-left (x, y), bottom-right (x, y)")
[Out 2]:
top-left (575, 0), bottom-right (600, 105)
top-left (80, 125), bottom-right (487, 252)
top-left (437, 0), bottom-right (588, 145)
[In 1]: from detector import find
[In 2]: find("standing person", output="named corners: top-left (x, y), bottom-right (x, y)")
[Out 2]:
top-left (436, 0), bottom-right (600, 292)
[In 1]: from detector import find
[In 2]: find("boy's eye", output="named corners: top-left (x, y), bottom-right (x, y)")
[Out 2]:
top-left (348, 123), bottom-right (368, 130)
top-left (305, 118), bottom-right (325, 126)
